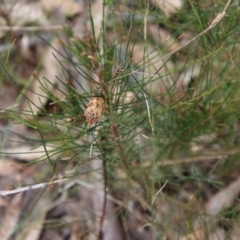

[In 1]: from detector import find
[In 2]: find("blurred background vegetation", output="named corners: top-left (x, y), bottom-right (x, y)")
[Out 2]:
top-left (1, 0), bottom-right (240, 239)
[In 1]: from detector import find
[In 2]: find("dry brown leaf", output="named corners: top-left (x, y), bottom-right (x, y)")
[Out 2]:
top-left (0, 197), bottom-right (7, 207)
top-left (41, 0), bottom-right (83, 17)
top-left (19, 0), bottom-right (105, 113)
top-left (72, 0), bottom-right (104, 39)
top-left (230, 223), bottom-right (240, 240)
top-left (16, 193), bottom-right (50, 240)
top-left (21, 36), bottom-right (68, 113)
top-left (151, 0), bottom-right (183, 17)
top-left (148, 24), bottom-right (181, 53)
top-left (40, 229), bottom-right (63, 240)
top-left (3, 2), bottom-right (48, 27)
top-left (181, 176), bottom-right (240, 240)
top-left (0, 82), bottom-right (18, 111)
top-left (180, 226), bottom-right (206, 240)
top-left (0, 193), bottom-right (23, 240)
top-left (85, 149), bottom-right (126, 240)
top-left (190, 133), bottom-right (216, 153)
top-left (206, 176), bottom-right (240, 217)
top-left (0, 160), bottom-right (21, 176)
top-left (130, 43), bottom-right (174, 99)
top-left (87, 0), bottom-right (104, 38)
top-left (4, 145), bottom-right (56, 161)
top-left (209, 228), bottom-right (225, 240)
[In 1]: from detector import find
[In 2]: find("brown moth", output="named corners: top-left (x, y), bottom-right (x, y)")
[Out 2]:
top-left (84, 97), bottom-right (107, 125)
